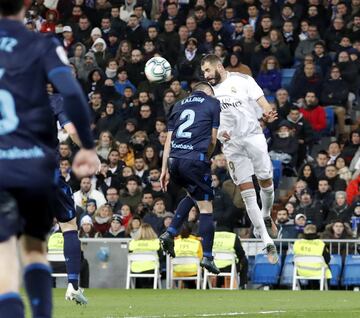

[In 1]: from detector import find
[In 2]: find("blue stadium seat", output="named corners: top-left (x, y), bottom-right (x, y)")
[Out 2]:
top-left (247, 256), bottom-right (255, 281)
top-left (329, 254), bottom-right (342, 287)
top-left (271, 160), bottom-right (282, 189)
top-left (279, 254), bottom-right (294, 286)
top-left (324, 107), bottom-right (335, 136)
top-left (280, 68), bottom-right (296, 90)
top-left (251, 254), bottom-right (281, 285)
top-left (342, 255), bottom-right (360, 287)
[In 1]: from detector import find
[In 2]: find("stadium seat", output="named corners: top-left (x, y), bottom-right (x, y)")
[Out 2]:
top-left (251, 253), bottom-right (281, 285)
top-left (203, 252), bottom-right (239, 290)
top-left (170, 256), bottom-right (202, 289)
top-left (342, 255), bottom-right (360, 287)
top-left (126, 252), bottom-right (162, 289)
top-left (329, 254), bottom-right (343, 287)
top-left (247, 255), bottom-right (255, 281)
top-left (324, 107), bottom-right (335, 136)
top-left (47, 252), bottom-right (67, 281)
top-left (271, 159), bottom-right (282, 189)
top-left (280, 68), bottom-right (296, 90)
top-left (279, 254), bottom-right (294, 286)
top-left (292, 255), bottom-right (328, 291)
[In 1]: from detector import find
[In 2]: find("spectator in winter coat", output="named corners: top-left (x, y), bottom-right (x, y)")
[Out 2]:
top-left (114, 68), bottom-right (136, 96)
top-left (325, 165), bottom-right (347, 192)
top-left (251, 36), bottom-right (277, 76)
top-left (256, 56), bottom-right (282, 95)
top-left (313, 41), bottom-right (332, 77)
top-left (290, 63), bottom-right (323, 101)
top-left (313, 179), bottom-right (335, 215)
top-left (321, 66), bottom-right (349, 137)
top-left (336, 50), bottom-right (360, 94)
top-left (299, 91), bottom-right (326, 140)
top-left (295, 24), bottom-right (321, 61)
top-left (225, 52), bottom-right (252, 76)
top-left (275, 89), bottom-right (292, 119)
top-left (324, 191), bottom-right (351, 224)
top-left (269, 120), bottom-right (299, 166)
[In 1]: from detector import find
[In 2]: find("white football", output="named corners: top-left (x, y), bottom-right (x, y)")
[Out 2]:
top-left (144, 56), bottom-right (172, 83)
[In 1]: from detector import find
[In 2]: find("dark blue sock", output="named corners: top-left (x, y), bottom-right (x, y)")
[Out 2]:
top-left (167, 196), bottom-right (195, 236)
top-left (63, 230), bottom-right (81, 290)
top-left (24, 263), bottom-right (52, 318)
top-left (0, 293), bottom-right (24, 318)
top-left (199, 213), bottom-right (215, 260)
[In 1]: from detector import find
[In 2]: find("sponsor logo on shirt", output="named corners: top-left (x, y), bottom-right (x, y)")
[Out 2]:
top-left (171, 141), bottom-right (193, 150)
top-left (218, 97), bottom-right (242, 110)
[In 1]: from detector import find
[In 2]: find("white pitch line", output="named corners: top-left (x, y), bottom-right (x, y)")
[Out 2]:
top-left (122, 310), bottom-right (287, 318)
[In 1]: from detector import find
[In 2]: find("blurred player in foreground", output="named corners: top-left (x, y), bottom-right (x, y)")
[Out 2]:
top-left (0, 1), bottom-right (99, 317)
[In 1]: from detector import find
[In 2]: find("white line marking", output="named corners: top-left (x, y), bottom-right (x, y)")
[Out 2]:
top-left (122, 310), bottom-right (287, 318)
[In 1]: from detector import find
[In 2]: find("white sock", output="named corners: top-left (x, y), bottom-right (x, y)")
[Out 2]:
top-left (260, 184), bottom-right (274, 218)
top-left (241, 189), bottom-right (273, 246)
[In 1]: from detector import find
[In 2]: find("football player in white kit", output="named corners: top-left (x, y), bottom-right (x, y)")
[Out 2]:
top-left (201, 54), bottom-right (279, 264)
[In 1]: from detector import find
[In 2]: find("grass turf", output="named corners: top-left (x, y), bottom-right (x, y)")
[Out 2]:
top-left (25, 289), bottom-right (360, 318)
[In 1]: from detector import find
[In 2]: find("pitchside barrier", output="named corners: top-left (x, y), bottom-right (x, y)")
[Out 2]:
top-left (78, 238), bottom-right (359, 288)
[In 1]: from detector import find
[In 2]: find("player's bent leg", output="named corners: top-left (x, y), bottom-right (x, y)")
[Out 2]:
top-left (20, 235), bottom-right (52, 318)
top-left (160, 195), bottom-right (195, 258)
top-left (197, 201), bottom-right (220, 275)
top-left (258, 178), bottom-right (277, 239)
top-left (59, 219), bottom-right (88, 305)
top-left (239, 182), bottom-right (278, 264)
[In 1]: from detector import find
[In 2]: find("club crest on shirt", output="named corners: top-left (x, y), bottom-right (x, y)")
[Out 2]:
top-left (231, 86), bottom-right (237, 94)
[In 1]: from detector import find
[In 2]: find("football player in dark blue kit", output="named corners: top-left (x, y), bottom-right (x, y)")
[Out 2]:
top-left (159, 82), bottom-right (221, 274)
top-left (0, 1), bottom-right (99, 318)
top-left (49, 86), bottom-right (88, 304)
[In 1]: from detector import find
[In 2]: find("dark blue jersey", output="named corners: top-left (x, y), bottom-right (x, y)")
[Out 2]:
top-left (0, 19), bottom-right (69, 189)
top-left (168, 91), bottom-right (220, 161)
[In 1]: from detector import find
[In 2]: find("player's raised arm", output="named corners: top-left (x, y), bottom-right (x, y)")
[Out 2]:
top-left (44, 39), bottom-right (99, 177)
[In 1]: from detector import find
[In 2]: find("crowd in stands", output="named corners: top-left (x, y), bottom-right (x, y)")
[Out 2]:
top-left (26, 0), bottom-right (360, 244)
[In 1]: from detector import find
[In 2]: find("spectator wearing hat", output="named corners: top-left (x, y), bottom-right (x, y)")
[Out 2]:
top-left (40, 9), bottom-right (59, 33)
top-left (324, 191), bottom-right (351, 224)
top-left (69, 42), bottom-right (87, 71)
top-left (79, 215), bottom-right (97, 238)
top-left (294, 213), bottom-right (307, 235)
top-left (107, 31), bottom-right (120, 57)
top-left (293, 224), bottom-right (331, 289)
top-left (176, 37), bottom-right (202, 84)
top-left (78, 51), bottom-right (99, 82)
top-left (61, 25), bottom-right (75, 53)
top-left (77, 199), bottom-right (97, 227)
top-left (295, 188), bottom-right (325, 231)
top-left (91, 37), bottom-right (111, 70)
top-left (103, 214), bottom-right (126, 238)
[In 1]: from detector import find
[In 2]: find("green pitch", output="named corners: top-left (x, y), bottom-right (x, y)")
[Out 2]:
top-left (26, 289), bottom-right (360, 318)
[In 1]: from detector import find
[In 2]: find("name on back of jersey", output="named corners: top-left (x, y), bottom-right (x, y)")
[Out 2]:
top-left (181, 96), bottom-right (205, 105)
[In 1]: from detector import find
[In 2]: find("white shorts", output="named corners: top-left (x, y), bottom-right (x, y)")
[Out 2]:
top-left (222, 133), bottom-right (273, 185)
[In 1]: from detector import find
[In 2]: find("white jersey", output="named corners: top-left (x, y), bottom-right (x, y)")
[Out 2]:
top-left (213, 72), bottom-right (264, 138)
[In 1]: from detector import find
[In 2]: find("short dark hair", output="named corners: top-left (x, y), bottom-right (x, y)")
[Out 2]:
top-left (0, 0), bottom-right (24, 16)
top-left (201, 54), bottom-right (222, 66)
top-left (192, 81), bottom-right (214, 94)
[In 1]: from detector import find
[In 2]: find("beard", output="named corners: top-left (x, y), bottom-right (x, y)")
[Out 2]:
top-left (207, 70), bottom-right (222, 86)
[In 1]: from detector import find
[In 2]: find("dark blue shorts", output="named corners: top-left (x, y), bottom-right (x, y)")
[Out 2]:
top-left (53, 177), bottom-right (76, 223)
top-left (0, 188), bottom-right (55, 242)
top-left (168, 157), bottom-right (213, 201)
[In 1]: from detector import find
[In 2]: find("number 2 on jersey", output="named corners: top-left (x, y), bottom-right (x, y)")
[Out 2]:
top-left (0, 89), bottom-right (19, 135)
top-left (176, 109), bottom-right (195, 139)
